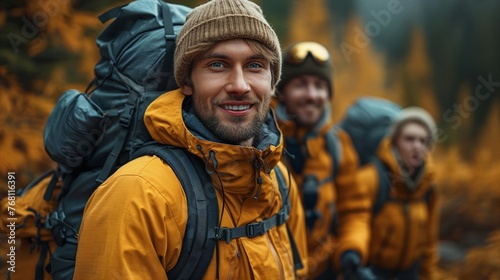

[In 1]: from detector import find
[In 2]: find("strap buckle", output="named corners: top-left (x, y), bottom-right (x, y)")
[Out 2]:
top-left (214, 227), bottom-right (232, 244)
top-left (164, 34), bottom-right (176, 40)
top-left (119, 104), bottom-right (134, 127)
top-left (246, 222), bottom-right (266, 238)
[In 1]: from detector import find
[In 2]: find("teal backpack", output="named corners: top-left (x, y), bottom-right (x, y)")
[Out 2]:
top-left (338, 97), bottom-right (402, 167)
top-left (338, 97), bottom-right (433, 215)
top-left (338, 97), bottom-right (402, 214)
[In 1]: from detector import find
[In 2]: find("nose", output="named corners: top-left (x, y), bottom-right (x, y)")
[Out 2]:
top-left (305, 83), bottom-right (321, 99)
top-left (413, 139), bottom-right (430, 156)
top-left (225, 66), bottom-right (250, 95)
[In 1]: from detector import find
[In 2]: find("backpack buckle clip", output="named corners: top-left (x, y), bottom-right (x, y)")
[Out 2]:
top-left (214, 227), bottom-right (232, 244)
top-left (119, 105), bottom-right (134, 127)
top-left (246, 222), bottom-right (266, 238)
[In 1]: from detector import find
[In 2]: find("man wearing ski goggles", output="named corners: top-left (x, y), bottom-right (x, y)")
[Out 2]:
top-left (274, 41), bottom-right (373, 280)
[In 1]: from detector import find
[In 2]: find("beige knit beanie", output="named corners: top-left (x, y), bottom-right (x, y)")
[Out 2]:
top-left (389, 107), bottom-right (438, 144)
top-left (174, 0), bottom-right (281, 88)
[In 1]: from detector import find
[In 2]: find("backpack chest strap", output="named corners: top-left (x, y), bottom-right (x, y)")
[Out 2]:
top-left (208, 166), bottom-right (291, 245)
top-left (209, 205), bottom-right (290, 244)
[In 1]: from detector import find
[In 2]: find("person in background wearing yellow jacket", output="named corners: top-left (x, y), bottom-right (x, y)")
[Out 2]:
top-left (74, 0), bottom-right (308, 279)
top-left (358, 107), bottom-right (440, 280)
top-left (273, 41), bottom-right (372, 280)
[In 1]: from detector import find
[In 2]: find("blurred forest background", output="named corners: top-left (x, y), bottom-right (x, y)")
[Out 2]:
top-left (1, 0), bottom-right (499, 278)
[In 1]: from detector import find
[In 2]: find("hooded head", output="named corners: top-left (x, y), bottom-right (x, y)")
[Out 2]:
top-left (174, 0), bottom-right (282, 89)
top-left (277, 41), bottom-right (333, 97)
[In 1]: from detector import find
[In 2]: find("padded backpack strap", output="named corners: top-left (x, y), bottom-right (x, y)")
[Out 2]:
top-left (131, 144), bottom-right (218, 280)
top-left (325, 125), bottom-right (342, 180)
top-left (34, 242), bottom-right (49, 280)
top-left (372, 157), bottom-right (392, 215)
top-left (325, 126), bottom-right (340, 234)
top-left (275, 167), bottom-right (304, 271)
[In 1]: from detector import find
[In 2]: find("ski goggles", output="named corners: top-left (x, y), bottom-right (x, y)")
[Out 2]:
top-left (285, 42), bottom-right (330, 65)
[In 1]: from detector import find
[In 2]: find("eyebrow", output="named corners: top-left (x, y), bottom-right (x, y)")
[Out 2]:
top-left (201, 52), bottom-right (267, 61)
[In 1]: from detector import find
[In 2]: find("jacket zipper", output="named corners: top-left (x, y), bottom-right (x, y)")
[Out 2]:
top-left (266, 233), bottom-right (285, 280)
top-left (398, 203), bottom-right (410, 270)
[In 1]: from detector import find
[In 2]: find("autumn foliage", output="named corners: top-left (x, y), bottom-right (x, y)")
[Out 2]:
top-left (1, 0), bottom-right (499, 278)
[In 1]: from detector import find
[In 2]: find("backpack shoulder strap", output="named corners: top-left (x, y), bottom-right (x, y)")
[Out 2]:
top-left (300, 126), bottom-right (340, 231)
top-left (325, 126), bottom-right (342, 180)
top-left (321, 126), bottom-right (342, 235)
top-left (372, 157), bottom-right (392, 215)
top-left (133, 145), bottom-right (303, 277)
top-left (131, 144), bottom-right (218, 280)
top-left (275, 166), bottom-right (304, 271)
top-left (424, 183), bottom-right (436, 209)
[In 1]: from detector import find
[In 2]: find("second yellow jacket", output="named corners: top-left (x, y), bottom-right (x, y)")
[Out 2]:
top-left (274, 103), bottom-right (371, 278)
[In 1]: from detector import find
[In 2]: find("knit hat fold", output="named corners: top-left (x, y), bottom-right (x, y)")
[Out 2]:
top-left (174, 0), bottom-right (281, 88)
top-left (390, 107), bottom-right (438, 144)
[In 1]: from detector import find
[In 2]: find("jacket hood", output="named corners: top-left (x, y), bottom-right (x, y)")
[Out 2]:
top-left (144, 89), bottom-right (284, 198)
top-left (376, 138), bottom-right (435, 199)
top-left (273, 100), bottom-right (335, 174)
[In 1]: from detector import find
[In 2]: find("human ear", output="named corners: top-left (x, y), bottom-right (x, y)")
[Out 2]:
top-left (182, 85), bottom-right (193, 96)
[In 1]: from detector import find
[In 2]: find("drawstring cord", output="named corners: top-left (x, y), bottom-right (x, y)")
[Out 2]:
top-left (253, 151), bottom-right (272, 200)
top-left (197, 145), bottom-right (224, 280)
top-left (198, 145), bottom-right (218, 174)
top-left (253, 161), bottom-right (263, 200)
top-left (197, 145), bottom-right (288, 277)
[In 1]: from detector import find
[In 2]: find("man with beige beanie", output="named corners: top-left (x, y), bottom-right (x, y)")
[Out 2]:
top-left (74, 0), bottom-right (308, 279)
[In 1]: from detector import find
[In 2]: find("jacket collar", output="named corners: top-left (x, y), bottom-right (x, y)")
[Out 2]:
top-left (376, 138), bottom-right (435, 199)
top-left (144, 89), bottom-right (284, 197)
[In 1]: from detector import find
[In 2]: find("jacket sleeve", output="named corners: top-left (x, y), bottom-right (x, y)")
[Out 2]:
top-left (278, 163), bottom-right (309, 279)
top-left (419, 185), bottom-right (440, 280)
top-left (74, 165), bottom-right (187, 280)
top-left (332, 130), bottom-right (372, 269)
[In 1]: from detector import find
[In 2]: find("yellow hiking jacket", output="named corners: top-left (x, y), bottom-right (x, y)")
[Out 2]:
top-left (274, 102), bottom-right (371, 278)
top-left (358, 138), bottom-right (440, 279)
top-left (74, 89), bottom-right (308, 279)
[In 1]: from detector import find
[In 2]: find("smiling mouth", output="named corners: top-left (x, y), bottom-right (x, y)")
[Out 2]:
top-left (299, 102), bottom-right (321, 109)
top-left (223, 104), bottom-right (251, 111)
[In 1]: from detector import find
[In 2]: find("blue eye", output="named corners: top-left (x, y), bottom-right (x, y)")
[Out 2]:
top-left (248, 62), bottom-right (263, 69)
top-left (209, 61), bottom-right (224, 68)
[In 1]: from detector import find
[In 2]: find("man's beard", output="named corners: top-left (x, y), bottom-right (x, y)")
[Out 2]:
top-left (192, 92), bottom-right (271, 145)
